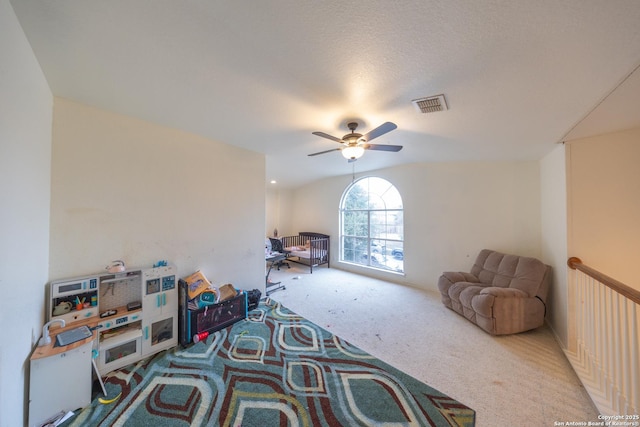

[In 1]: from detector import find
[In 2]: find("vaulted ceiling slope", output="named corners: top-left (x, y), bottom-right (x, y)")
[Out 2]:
top-left (11, 1), bottom-right (640, 188)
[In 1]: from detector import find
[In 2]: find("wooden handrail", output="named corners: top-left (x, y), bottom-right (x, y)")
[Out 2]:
top-left (568, 257), bottom-right (640, 305)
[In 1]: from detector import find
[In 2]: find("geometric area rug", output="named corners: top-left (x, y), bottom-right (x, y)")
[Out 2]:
top-left (62, 299), bottom-right (475, 426)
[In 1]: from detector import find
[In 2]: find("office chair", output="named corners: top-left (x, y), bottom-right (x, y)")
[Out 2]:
top-left (268, 238), bottom-right (290, 270)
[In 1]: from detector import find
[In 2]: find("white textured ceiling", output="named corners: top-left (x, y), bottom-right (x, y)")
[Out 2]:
top-left (10, 0), bottom-right (640, 188)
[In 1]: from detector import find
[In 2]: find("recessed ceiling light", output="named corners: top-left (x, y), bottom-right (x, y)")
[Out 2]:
top-left (270, 180), bottom-right (277, 184)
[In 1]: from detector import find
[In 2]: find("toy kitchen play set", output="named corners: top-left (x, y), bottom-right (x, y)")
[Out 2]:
top-left (29, 263), bottom-right (178, 427)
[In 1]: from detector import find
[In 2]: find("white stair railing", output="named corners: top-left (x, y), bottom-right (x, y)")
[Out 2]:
top-left (566, 257), bottom-right (640, 416)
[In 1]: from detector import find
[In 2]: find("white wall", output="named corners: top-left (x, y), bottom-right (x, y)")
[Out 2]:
top-left (540, 144), bottom-right (569, 347)
top-left (0, 1), bottom-right (53, 425)
top-left (50, 98), bottom-right (265, 292)
top-left (288, 160), bottom-right (542, 291)
top-left (566, 127), bottom-right (640, 290)
top-left (266, 186), bottom-right (293, 238)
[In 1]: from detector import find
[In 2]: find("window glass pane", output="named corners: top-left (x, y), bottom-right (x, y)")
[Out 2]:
top-left (344, 182), bottom-right (369, 209)
top-left (390, 242), bottom-right (404, 260)
top-left (370, 211), bottom-right (387, 239)
top-left (341, 236), bottom-right (356, 263)
top-left (381, 185), bottom-right (402, 210)
top-left (391, 211), bottom-right (404, 239)
top-left (341, 236), bottom-right (368, 265)
top-left (363, 177), bottom-right (403, 210)
top-left (369, 210), bottom-right (404, 239)
top-left (343, 210), bottom-right (368, 237)
top-left (353, 238), bottom-right (368, 266)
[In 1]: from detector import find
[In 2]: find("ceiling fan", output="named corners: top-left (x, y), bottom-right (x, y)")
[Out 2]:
top-left (309, 121), bottom-right (403, 161)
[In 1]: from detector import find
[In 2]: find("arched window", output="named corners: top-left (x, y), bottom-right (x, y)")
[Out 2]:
top-left (339, 177), bottom-right (404, 273)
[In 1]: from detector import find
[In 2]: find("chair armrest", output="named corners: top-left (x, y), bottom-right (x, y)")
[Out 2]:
top-left (441, 271), bottom-right (479, 284)
top-left (479, 287), bottom-right (529, 298)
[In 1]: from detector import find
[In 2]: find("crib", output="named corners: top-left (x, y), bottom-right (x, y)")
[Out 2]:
top-left (280, 232), bottom-right (330, 273)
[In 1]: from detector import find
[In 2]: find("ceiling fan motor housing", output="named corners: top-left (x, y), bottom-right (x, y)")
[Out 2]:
top-left (344, 122), bottom-right (363, 144)
top-left (343, 132), bottom-right (363, 144)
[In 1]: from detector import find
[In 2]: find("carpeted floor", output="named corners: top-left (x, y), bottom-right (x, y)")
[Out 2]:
top-left (267, 264), bottom-right (600, 427)
top-left (63, 299), bottom-right (474, 426)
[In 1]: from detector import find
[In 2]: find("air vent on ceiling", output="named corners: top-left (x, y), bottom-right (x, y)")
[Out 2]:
top-left (412, 94), bottom-right (448, 113)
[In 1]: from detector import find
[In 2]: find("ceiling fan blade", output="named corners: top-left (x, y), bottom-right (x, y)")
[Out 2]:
top-left (363, 144), bottom-right (403, 152)
top-left (362, 122), bottom-right (397, 142)
top-left (308, 147), bottom-right (342, 157)
top-left (312, 131), bottom-right (344, 143)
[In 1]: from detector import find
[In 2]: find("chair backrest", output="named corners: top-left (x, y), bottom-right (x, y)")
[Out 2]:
top-left (269, 237), bottom-right (283, 252)
top-left (470, 249), bottom-right (551, 301)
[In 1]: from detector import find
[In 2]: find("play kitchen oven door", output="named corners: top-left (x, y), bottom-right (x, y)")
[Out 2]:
top-left (97, 326), bottom-right (143, 374)
top-left (49, 276), bottom-right (99, 325)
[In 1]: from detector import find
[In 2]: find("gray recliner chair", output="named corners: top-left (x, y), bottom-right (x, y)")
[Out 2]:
top-left (437, 249), bottom-right (551, 335)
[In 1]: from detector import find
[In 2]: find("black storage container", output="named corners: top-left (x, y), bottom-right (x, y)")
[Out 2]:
top-left (178, 280), bottom-right (247, 346)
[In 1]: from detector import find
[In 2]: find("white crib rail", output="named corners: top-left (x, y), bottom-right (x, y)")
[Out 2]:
top-left (567, 257), bottom-right (640, 416)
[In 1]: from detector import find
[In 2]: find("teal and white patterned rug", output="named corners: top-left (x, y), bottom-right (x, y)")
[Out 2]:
top-left (63, 299), bottom-right (475, 426)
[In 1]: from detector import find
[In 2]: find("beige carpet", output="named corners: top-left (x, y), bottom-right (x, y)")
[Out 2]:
top-left (268, 263), bottom-right (599, 427)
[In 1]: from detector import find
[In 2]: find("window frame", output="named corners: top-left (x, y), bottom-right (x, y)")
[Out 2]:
top-left (339, 176), bottom-right (404, 274)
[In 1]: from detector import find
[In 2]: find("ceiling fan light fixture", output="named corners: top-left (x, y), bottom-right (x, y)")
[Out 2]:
top-left (342, 145), bottom-right (365, 160)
